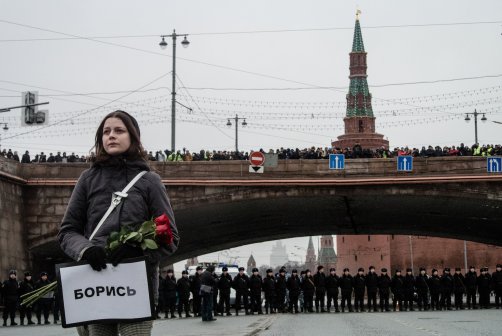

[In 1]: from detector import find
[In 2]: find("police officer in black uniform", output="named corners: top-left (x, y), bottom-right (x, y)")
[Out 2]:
top-left (313, 265), bottom-right (327, 313)
top-left (176, 270), bottom-right (192, 318)
top-left (275, 268), bottom-right (287, 313)
top-left (339, 268), bottom-right (353, 312)
top-left (428, 269), bottom-right (442, 311)
top-left (302, 270), bottom-right (315, 313)
top-left (217, 267), bottom-right (232, 316)
top-left (415, 267), bottom-right (429, 311)
top-left (353, 268), bottom-right (366, 312)
top-left (164, 269), bottom-right (177, 318)
top-left (440, 268), bottom-right (453, 310)
top-left (378, 268), bottom-right (391, 312)
top-left (492, 264), bottom-right (502, 309)
top-left (403, 268), bottom-right (416, 311)
top-left (2, 270), bottom-right (19, 326)
top-left (465, 266), bottom-right (478, 309)
top-left (190, 266), bottom-right (203, 317)
top-left (326, 268), bottom-right (340, 313)
top-left (248, 268), bottom-right (263, 315)
top-left (35, 272), bottom-right (52, 325)
top-left (453, 267), bottom-right (466, 310)
top-left (233, 267), bottom-right (250, 316)
top-left (287, 269), bottom-right (301, 313)
top-left (19, 271), bottom-right (35, 325)
top-left (365, 266), bottom-right (378, 312)
top-left (391, 269), bottom-right (404, 311)
top-left (212, 271), bottom-right (219, 316)
top-left (477, 267), bottom-right (491, 309)
top-left (262, 269), bottom-right (276, 314)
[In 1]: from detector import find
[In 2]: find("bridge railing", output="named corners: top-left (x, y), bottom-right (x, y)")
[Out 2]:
top-left (0, 156), bottom-right (495, 182)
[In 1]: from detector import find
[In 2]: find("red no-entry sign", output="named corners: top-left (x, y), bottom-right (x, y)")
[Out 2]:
top-left (249, 151), bottom-right (265, 166)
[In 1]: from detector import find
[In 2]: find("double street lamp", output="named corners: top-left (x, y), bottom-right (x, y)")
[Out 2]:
top-left (464, 109), bottom-right (487, 144)
top-left (226, 114), bottom-right (247, 153)
top-left (159, 30), bottom-right (190, 152)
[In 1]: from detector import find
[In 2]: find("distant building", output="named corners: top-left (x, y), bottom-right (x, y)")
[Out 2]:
top-left (318, 235), bottom-right (337, 271)
top-left (336, 235), bottom-right (391, 273)
top-left (304, 236), bottom-right (317, 272)
top-left (185, 257), bottom-right (199, 269)
top-left (247, 254), bottom-right (257, 274)
top-left (337, 235), bottom-right (502, 274)
top-left (270, 240), bottom-right (289, 268)
top-left (332, 11), bottom-right (388, 150)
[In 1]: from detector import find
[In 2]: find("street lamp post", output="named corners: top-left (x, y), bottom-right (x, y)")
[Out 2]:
top-left (226, 114), bottom-right (247, 153)
top-left (464, 109), bottom-right (487, 144)
top-left (159, 30), bottom-right (190, 152)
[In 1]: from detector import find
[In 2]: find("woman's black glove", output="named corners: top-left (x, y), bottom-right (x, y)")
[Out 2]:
top-left (109, 244), bottom-right (143, 266)
top-left (82, 246), bottom-right (107, 271)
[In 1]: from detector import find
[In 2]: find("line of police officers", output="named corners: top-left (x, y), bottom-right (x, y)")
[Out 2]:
top-left (157, 264), bottom-right (502, 318)
top-left (1, 270), bottom-right (59, 327)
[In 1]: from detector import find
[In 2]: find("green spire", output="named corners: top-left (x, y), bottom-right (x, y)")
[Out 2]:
top-left (352, 18), bottom-right (365, 52)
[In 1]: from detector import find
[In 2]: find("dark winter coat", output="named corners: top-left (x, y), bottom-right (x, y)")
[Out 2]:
top-left (365, 272), bottom-right (379, 294)
top-left (276, 274), bottom-right (287, 295)
top-left (391, 275), bottom-right (404, 296)
top-left (163, 275), bottom-right (177, 299)
top-left (339, 274), bottom-right (353, 294)
top-left (353, 274), bottom-right (366, 295)
top-left (440, 274), bottom-right (454, 294)
top-left (176, 277), bottom-right (191, 298)
top-left (453, 273), bottom-right (466, 294)
top-left (286, 275), bottom-right (301, 296)
top-left (232, 273), bottom-right (249, 292)
top-left (428, 275), bottom-right (442, 295)
top-left (325, 274), bottom-right (340, 295)
top-left (57, 158), bottom-right (178, 302)
top-left (465, 271), bottom-right (478, 290)
top-left (477, 274), bottom-right (492, 292)
top-left (190, 273), bottom-right (202, 295)
top-left (217, 273), bottom-right (232, 295)
top-left (301, 275), bottom-right (316, 295)
top-left (492, 271), bottom-right (502, 292)
top-left (313, 272), bottom-right (326, 289)
top-left (19, 278), bottom-right (35, 297)
top-left (248, 275), bottom-right (262, 296)
top-left (403, 274), bottom-right (416, 295)
top-left (262, 275), bottom-right (276, 296)
top-left (415, 274), bottom-right (429, 294)
top-left (378, 274), bottom-right (391, 295)
top-left (200, 270), bottom-right (216, 294)
top-left (1, 279), bottom-right (19, 301)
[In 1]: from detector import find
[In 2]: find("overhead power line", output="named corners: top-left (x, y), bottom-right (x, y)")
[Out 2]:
top-left (179, 74), bottom-right (502, 91)
top-left (1, 20), bottom-right (501, 42)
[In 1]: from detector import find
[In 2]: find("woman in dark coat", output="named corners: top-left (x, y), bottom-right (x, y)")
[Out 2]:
top-left (58, 110), bottom-right (179, 336)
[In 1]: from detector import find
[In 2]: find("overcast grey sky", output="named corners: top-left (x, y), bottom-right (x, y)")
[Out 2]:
top-left (0, 0), bottom-right (501, 269)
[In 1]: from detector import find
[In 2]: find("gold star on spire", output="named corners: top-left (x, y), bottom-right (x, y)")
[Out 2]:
top-left (356, 9), bottom-right (362, 20)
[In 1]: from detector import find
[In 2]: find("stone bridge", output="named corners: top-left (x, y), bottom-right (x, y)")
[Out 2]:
top-left (1, 156), bottom-right (501, 273)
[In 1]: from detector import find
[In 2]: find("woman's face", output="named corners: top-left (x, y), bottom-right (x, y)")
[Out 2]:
top-left (102, 117), bottom-right (131, 156)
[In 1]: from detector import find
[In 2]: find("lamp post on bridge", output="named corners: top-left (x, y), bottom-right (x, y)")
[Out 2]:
top-left (159, 30), bottom-right (190, 152)
top-left (226, 114), bottom-right (247, 153)
top-left (464, 109), bottom-right (487, 144)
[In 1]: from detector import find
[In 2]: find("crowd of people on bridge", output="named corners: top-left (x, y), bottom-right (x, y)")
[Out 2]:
top-left (1, 263), bottom-right (501, 326)
top-left (1, 143), bottom-right (501, 165)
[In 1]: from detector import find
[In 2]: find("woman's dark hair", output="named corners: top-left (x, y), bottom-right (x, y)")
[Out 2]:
top-left (94, 110), bottom-right (147, 163)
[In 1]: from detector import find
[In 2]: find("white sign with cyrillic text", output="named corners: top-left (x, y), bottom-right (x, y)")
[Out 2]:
top-left (57, 258), bottom-right (153, 327)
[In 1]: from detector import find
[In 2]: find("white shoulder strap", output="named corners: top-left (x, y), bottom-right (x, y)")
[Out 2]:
top-left (89, 170), bottom-right (148, 240)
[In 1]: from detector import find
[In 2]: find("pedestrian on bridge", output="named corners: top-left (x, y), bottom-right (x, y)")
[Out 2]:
top-left (428, 269), bottom-right (442, 311)
top-left (365, 266), bottom-right (378, 312)
top-left (391, 270), bottom-right (404, 311)
top-left (313, 265), bottom-right (327, 313)
top-left (440, 268), bottom-right (454, 310)
top-left (378, 268), bottom-right (391, 312)
top-left (340, 268), bottom-right (353, 313)
top-left (465, 266), bottom-right (478, 309)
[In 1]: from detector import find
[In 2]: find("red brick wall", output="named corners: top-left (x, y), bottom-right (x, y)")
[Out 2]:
top-left (337, 235), bottom-right (502, 275)
top-left (336, 235), bottom-right (391, 273)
